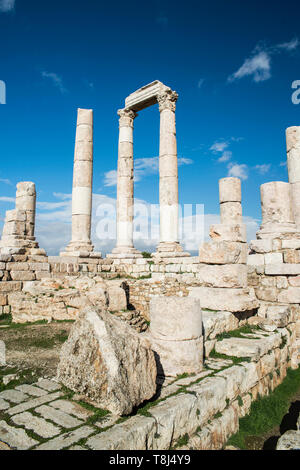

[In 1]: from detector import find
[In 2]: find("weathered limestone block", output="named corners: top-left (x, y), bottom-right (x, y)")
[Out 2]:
top-left (196, 264), bottom-right (247, 288)
top-left (283, 249), bottom-right (300, 264)
top-left (247, 254), bottom-right (265, 266)
top-left (57, 306), bottom-right (157, 415)
top-left (189, 287), bottom-right (259, 312)
top-left (255, 287), bottom-right (278, 302)
top-left (198, 241), bottom-right (247, 264)
top-left (265, 264), bottom-right (300, 275)
top-left (278, 287), bottom-right (300, 303)
top-left (106, 281), bottom-right (127, 311)
top-left (249, 239), bottom-right (273, 253)
top-left (210, 224), bottom-right (246, 242)
top-left (148, 296), bottom-right (203, 377)
top-left (265, 252), bottom-right (283, 264)
top-left (215, 332), bottom-right (282, 361)
top-left (276, 430), bottom-right (300, 450)
top-left (202, 311), bottom-right (239, 340)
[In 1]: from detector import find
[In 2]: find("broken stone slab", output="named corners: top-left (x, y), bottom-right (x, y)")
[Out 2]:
top-left (34, 404), bottom-right (83, 429)
top-left (276, 430), bottom-right (300, 450)
top-left (106, 281), bottom-right (127, 311)
top-left (189, 287), bottom-right (259, 312)
top-left (0, 340), bottom-right (5, 366)
top-left (249, 239), bottom-right (273, 254)
top-left (11, 412), bottom-right (61, 439)
top-left (57, 306), bottom-right (157, 415)
top-left (34, 425), bottom-right (95, 451)
top-left (49, 400), bottom-right (93, 420)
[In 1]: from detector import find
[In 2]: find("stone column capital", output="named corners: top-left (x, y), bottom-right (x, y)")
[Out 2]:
top-left (157, 90), bottom-right (178, 112)
top-left (117, 108), bottom-right (137, 125)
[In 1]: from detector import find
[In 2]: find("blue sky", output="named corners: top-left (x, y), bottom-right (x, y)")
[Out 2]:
top-left (0, 0), bottom-right (300, 255)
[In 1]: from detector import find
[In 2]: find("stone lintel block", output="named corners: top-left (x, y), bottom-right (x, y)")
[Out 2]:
top-left (210, 224), bottom-right (247, 242)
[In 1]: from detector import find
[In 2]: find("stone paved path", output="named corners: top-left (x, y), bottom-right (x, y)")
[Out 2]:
top-left (0, 358), bottom-right (233, 450)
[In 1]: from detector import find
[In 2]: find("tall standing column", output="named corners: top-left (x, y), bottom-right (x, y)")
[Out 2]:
top-left (110, 108), bottom-right (141, 258)
top-left (15, 182), bottom-right (36, 240)
top-left (62, 108), bottom-right (96, 256)
top-left (155, 90), bottom-right (187, 257)
top-left (286, 126), bottom-right (300, 229)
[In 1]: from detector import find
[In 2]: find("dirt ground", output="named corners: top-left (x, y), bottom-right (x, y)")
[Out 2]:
top-left (0, 321), bottom-right (73, 378)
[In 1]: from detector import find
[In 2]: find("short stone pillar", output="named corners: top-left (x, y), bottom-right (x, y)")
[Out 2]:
top-left (286, 127), bottom-right (300, 228)
top-left (0, 182), bottom-right (43, 255)
top-left (15, 182), bottom-right (36, 239)
top-left (257, 182), bottom-right (297, 238)
top-left (210, 177), bottom-right (246, 243)
top-left (148, 296), bottom-right (203, 377)
top-left (219, 177), bottom-right (242, 224)
top-left (109, 109), bottom-right (141, 258)
top-left (61, 109), bottom-right (101, 258)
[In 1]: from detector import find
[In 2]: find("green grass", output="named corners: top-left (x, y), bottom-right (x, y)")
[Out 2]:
top-left (209, 348), bottom-right (251, 365)
top-left (215, 325), bottom-right (261, 342)
top-left (226, 367), bottom-right (300, 449)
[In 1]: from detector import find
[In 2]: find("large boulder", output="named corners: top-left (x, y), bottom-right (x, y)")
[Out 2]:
top-left (57, 306), bottom-right (157, 415)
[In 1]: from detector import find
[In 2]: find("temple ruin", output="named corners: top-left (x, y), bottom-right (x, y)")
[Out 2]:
top-left (0, 81), bottom-right (300, 450)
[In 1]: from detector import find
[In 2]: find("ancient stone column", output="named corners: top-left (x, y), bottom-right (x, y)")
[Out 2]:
top-left (110, 108), bottom-right (141, 258)
top-left (258, 181), bottom-right (296, 238)
top-left (62, 109), bottom-right (97, 257)
top-left (154, 90), bottom-right (187, 257)
top-left (286, 127), bottom-right (300, 228)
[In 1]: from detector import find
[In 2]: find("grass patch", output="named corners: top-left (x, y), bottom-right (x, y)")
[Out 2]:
top-left (215, 325), bottom-right (261, 342)
top-left (174, 433), bottom-right (189, 448)
top-left (209, 349), bottom-right (251, 365)
top-left (226, 367), bottom-right (300, 450)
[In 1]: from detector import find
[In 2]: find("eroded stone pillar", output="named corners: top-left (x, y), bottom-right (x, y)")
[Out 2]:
top-left (149, 296), bottom-right (203, 377)
top-left (62, 109), bottom-right (100, 257)
top-left (257, 181), bottom-right (296, 238)
top-left (16, 182), bottom-right (36, 239)
top-left (154, 90), bottom-right (188, 257)
top-left (0, 181), bottom-right (44, 255)
top-left (286, 127), bottom-right (300, 228)
top-left (109, 109), bottom-right (141, 258)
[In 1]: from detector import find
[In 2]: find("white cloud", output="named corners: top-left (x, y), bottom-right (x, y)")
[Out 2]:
top-left (0, 0), bottom-right (15, 12)
top-left (228, 38), bottom-right (299, 83)
top-left (229, 51), bottom-right (271, 83)
top-left (41, 71), bottom-right (67, 94)
top-left (280, 161), bottom-right (287, 167)
top-left (210, 141), bottom-right (228, 153)
top-left (156, 16), bottom-right (168, 26)
top-left (103, 170), bottom-right (118, 187)
top-left (227, 163), bottom-right (248, 180)
top-left (254, 164), bottom-right (271, 175)
top-left (218, 151), bottom-right (232, 163)
top-left (0, 196), bottom-right (14, 202)
top-left (197, 79), bottom-right (205, 89)
top-left (0, 177), bottom-right (12, 185)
